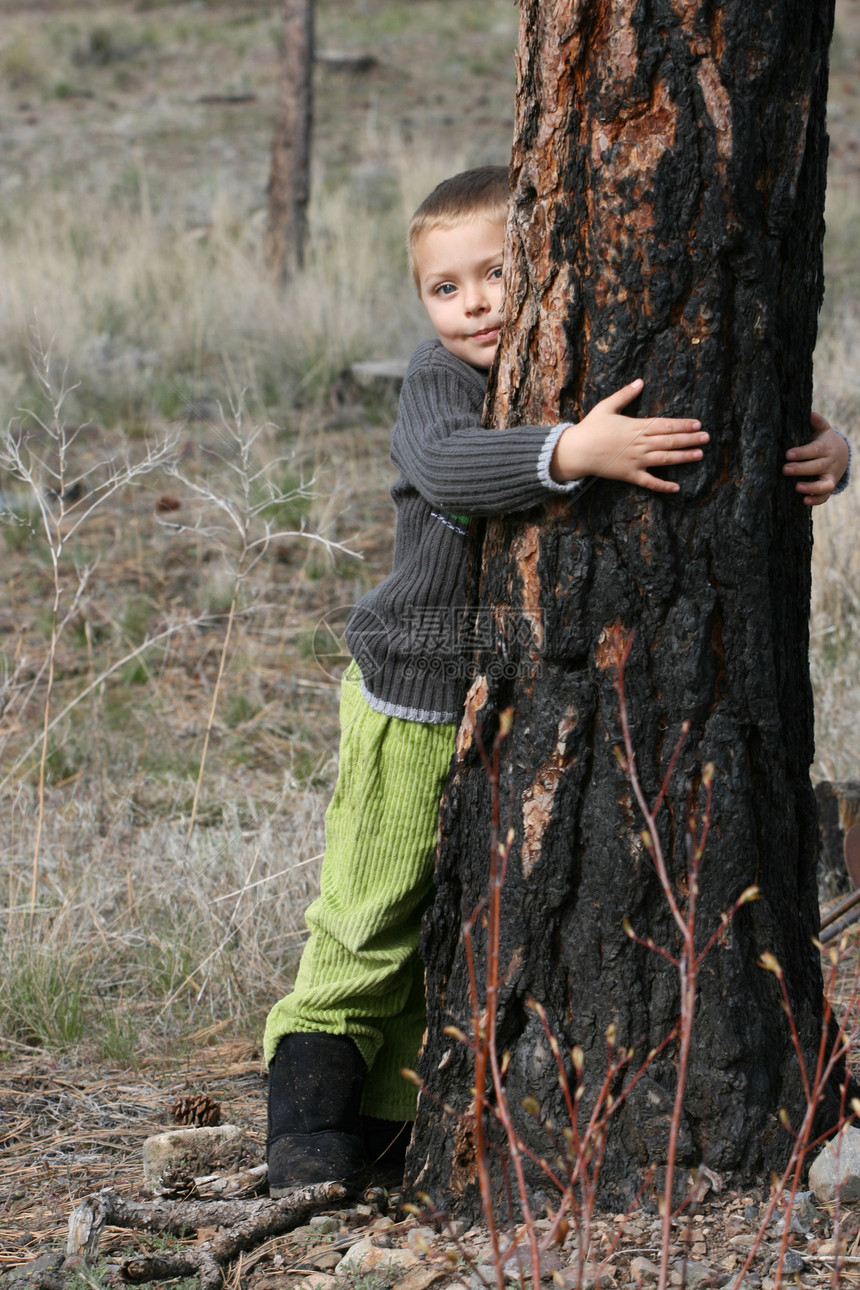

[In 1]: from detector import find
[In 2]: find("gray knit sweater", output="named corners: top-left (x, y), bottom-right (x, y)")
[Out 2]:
top-left (344, 339), bottom-right (579, 723)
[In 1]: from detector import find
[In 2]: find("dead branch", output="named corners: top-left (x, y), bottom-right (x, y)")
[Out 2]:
top-left (67, 1181), bottom-right (346, 1290)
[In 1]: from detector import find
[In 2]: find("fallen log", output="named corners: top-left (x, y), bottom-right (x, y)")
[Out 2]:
top-left (66, 1181), bottom-right (346, 1290)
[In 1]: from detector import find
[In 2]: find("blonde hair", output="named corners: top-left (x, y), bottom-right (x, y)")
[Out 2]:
top-left (408, 166), bottom-right (510, 291)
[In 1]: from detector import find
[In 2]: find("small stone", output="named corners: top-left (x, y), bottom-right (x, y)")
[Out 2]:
top-left (727, 1235), bottom-right (754, 1250)
top-left (780, 1249), bottom-right (805, 1274)
top-left (309, 1216), bottom-right (340, 1233)
top-left (631, 1255), bottom-right (661, 1278)
top-left (338, 1237), bottom-right (419, 1278)
top-left (446, 1221), bottom-right (468, 1239)
top-left (407, 1226), bottom-right (437, 1252)
top-left (304, 1276), bottom-right (337, 1290)
top-left (771, 1190), bottom-right (817, 1235)
top-left (558, 1262), bottom-right (614, 1289)
top-left (503, 1249), bottom-right (562, 1281)
top-left (669, 1272), bottom-right (683, 1286)
top-left (312, 1251), bottom-right (343, 1271)
top-left (142, 1125), bottom-right (248, 1191)
top-left (471, 1265), bottom-right (497, 1290)
top-left (809, 1127), bottom-right (860, 1203)
top-left (744, 1206), bottom-right (758, 1224)
top-left (685, 1263), bottom-right (714, 1288)
top-left (394, 1267), bottom-right (452, 1290)
top-left (691, 1243), bottom-right (707, 1257)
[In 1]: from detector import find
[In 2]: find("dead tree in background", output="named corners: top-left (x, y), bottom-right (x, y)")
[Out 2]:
top-left (408, 0), bottom-right (836, 1213)
top-left (266, 0), bottom-right (313, 279)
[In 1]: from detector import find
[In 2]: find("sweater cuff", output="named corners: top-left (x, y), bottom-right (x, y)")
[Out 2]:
top-left (538, 423), bottom-right (583, 494)
top-left (832, 430), bottom-right (852, 495)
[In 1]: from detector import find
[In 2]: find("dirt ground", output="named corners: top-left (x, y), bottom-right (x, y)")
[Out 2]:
top-left (2, 972), bottom-right (860, 1290)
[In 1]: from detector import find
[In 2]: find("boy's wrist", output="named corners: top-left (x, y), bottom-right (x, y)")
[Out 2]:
top-left (833, 429), bottom-right (852, 494)
top-left (542, 423), bottom-right (583, 491)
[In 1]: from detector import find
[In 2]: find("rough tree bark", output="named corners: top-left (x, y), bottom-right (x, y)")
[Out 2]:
top-left (408, 0), bottom-right (836, 1213)
top-left (266, 0), bottom-right (314, 279)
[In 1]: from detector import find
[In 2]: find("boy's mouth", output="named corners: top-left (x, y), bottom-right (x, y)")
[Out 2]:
top-left (471, 326), bottom-right (500, 342)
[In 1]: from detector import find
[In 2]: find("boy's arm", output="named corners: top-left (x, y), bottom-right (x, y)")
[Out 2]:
top-left (392, 346), bottom-right (581, 515)
top-left (783, 412), bottom-right (851, 505)
top-left (549, 380), bottom-right (707, 491)
top-left (394, 347), bottom-right (706, 515)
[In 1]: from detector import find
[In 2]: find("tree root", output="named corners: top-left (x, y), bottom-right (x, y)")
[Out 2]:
top-left (66, 1181), bottom-right (347, 1290)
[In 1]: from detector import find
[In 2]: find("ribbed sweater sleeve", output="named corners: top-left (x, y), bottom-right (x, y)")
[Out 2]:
top-left (391, 340), bottom-right (577, 516)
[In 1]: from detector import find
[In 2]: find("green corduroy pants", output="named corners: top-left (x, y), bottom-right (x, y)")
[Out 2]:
top-left (264, 661), bottom-right (457, 1121)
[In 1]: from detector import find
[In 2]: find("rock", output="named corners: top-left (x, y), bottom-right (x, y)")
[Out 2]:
top-left (142, 1124), bottom-right (248, 1192)
top-left (470, 1265), bottom-right (498, 1290)
top-left (771, 1189), bottom-right (817, 1235)
top-left (2, 1253), bottom-right (65, 1286)
top-left (350, 359), bottom-right (409, 384)
top-left (809, 1127), bottom-right (860, 1202)
top-left (394, 1267), bottom-right (452, 1290)
top-left (559, 1261), bottom-right (615, 1288)
top-left (502, 1248), bottom-right (562, 1280)
top-left (304, 1277), bottom-right (337, 1290)
top-left (407, 1226), bottom-right (438, 1252)
top-left (312, 1252), bottom-right (344, 1271)
top-left (684, 1262), bottom-right (715, 1288)
top-left (309, 1216), bottom-right (341, 1234)
top-left (338, 1237), bottom-right (420, 1278)
top-left (631, 1255), bottom-right (662, 1278)
top-left (780, 1250), bottom-right (805, 1274)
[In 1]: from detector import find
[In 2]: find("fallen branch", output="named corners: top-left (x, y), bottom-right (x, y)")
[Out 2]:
top-left (67, 1181), bottom-right (346, 1290)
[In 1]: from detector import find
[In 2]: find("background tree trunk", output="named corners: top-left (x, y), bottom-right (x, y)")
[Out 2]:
top-left (266, 0), bottom-right (314, 279)
top-left (408, 0), bottom-right (836, 1214)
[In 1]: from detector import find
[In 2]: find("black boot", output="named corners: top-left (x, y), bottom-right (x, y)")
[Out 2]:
top-left (267, 1033), bottom-right (367, 1195)
top-left (361, 1115), bottom-right (411, 1184)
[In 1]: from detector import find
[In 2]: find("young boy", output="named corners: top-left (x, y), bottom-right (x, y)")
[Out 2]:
top-left (264, 167), bottom-right (850, 1196)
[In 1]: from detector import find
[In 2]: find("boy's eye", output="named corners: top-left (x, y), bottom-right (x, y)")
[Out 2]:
top-left (489, 267), bottom-right (503, 281)
top-left (434, 282), bottom-right (457, 296)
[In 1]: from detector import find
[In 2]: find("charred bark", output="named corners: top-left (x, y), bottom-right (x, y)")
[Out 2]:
top-left (266, 0), bottom-right (314, 279)
top-left (408, 0), bottom-right (836, 1214)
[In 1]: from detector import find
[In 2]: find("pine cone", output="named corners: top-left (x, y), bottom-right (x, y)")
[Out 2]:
top-left (170, 1094), bottom-right (222, 1127)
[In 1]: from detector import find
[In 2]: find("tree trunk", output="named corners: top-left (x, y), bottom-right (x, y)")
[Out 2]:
top-left (266, 0), bottom-right (314, 280)
top-left (408, 0), bottom-right (836, 1215)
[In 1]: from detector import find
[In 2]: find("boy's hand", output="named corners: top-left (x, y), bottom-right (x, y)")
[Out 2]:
top-left (783, 412), bottom-right (850, 506)
top-left (551, 379), bottom-right (708, 492)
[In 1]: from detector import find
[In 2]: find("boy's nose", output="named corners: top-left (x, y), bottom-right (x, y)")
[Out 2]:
top-left (464, 286), bottom-right (489, 315)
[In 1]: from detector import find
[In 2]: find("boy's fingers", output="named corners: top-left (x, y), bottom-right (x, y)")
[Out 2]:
top-left (810, 410), bottom-right (831, 435)
top-left (785, 440), bottom-right (825, 462)
top-left (601, 378), bottom-right (645, 413)
top-left (642, 418), bottom-right (704, 438)
top-left (637, 472), bottom-right (682, 493)
top-left (784, 455), bottom-right (827, 476)
top-left (795, 476), bottom-right (833, 495)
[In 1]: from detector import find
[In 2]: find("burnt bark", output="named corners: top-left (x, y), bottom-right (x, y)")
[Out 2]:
top-left (266, 0), bottom-right (314, 279)
top-left (408, 0), bottom-right (836, 1214)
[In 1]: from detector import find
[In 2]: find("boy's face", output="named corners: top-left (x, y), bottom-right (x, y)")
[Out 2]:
top-left (414, 216), bottom-right (504, 370)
